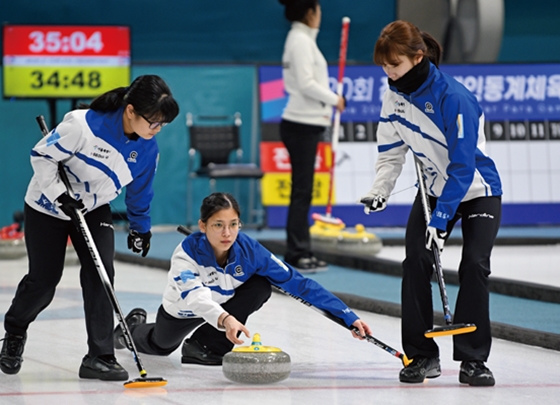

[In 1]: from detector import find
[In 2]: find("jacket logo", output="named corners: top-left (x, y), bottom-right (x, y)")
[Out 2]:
top-left (35, 193), bottom-right (58, 214)
top-left (425, 102), bottom-right (434, 114)
top-left (91, 145), bottom-right (111, 159)
top-left (127, 151), bottom-right (138, 163)
top-left (394, 100), bottom-right (405, 114)
top-left (46, 130), bottom-right (61, 146)
top-left (233, 265), bottom-right (244, 277)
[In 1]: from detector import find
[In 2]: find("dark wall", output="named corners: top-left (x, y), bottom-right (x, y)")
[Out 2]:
top-left (1, 0), bottom-right (395, 64)
top-left (499, 0), bottom-right (560, 62)
top-left (4, 1), bottom-right (560, 64)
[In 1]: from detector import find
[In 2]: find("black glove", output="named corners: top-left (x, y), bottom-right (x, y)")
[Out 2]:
top-left (127, 230), bottom-right (152, 257)
top-left (56, 193), bottom-right (85, 220)
top-left (359, 194), bottom-right (387, 214)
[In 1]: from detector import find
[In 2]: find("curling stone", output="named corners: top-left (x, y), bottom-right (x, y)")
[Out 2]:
top-left (222, 333), bottom-right (290, 384)
top-left (310, 220), bottom-right (345, 250)
top-left (336, 224), bottom-right (383, 255)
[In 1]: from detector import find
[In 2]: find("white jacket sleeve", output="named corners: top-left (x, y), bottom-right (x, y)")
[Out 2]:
top-left (163, 246), bottom-right (225, 329)
top-left (368, 96), bottom-right (409, 198)
top-left (30, 113), bottom-right (86, 202)
top-left (290, 38), bottom-right (339, 106)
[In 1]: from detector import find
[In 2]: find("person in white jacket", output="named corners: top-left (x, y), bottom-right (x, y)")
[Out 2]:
top-left (278, 0), bottom-right (345, 272)
top-left (114, 192), bottom-right (371, 366)
top-left (0, 75), bottom-right (179, 382)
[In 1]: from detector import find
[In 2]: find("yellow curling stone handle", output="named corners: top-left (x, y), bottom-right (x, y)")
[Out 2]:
top-left (232, 333), bottom-right (282, 353)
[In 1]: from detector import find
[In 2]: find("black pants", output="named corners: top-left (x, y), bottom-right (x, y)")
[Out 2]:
top-left (4, 203), bottom-right (116, 357)
top-left (280, 119), bottom-right (325, 264)
top-left (401, 194), bottom-right (502, 362)
top-left (131, 275), bottom-right (272, 356)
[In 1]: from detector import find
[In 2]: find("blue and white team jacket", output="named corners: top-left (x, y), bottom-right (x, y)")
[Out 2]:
top-left (371, 62), bottom-right (502, 230)
top-left (24, 108), bottom-right (158, 233)
top-left (162, 232), bottom-right (359, 329)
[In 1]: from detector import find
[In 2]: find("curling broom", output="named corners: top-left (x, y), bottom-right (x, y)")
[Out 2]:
top-left (312, 16), bottom-right (350, 227)
top-left (413, 155), bottom-right (477, 338)
top-left (36, 115), bottom-right (167, 388)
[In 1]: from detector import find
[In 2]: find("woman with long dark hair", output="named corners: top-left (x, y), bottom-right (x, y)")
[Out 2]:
top-left (0, 75), bottom-right (179, 381)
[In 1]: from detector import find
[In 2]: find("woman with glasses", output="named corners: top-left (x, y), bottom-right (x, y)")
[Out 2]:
top-left (0, 75), bottom-right (179, 382)
top-left (114, 192), bottom-right (371, 365)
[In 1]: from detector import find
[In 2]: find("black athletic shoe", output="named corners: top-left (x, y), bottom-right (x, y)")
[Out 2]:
top-left (78, 354), bottom-right (129, 381)
top-left (292, 257), bottom-right (317, 274)
top-left (459, 360), bottom-right (495, 386)
top-left (114, 308), bottom-right (147, 350)
top-left (0, 333), bottom-right (26, 375)
top-left (310, 256), bottom-right (328, 271)
top-left (181, 338), bottom-right (223, 366)
top-left (399, 356), bottom-right (441, 383)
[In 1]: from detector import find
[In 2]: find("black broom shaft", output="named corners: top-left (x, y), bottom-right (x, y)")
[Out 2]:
top-left (413, 156), bottom-right (453, 324)
top-left (36, 115), bottom-right (148, 376)
top-left (272, 285), bottom-right (407, 361)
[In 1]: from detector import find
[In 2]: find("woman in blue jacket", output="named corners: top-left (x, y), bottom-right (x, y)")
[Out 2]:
top-left (360, 21), bottom-right (502, 387)
top-left (114, 192), bottom-right (371, 365)
top-left (0, 75), bottom-right (179, 381)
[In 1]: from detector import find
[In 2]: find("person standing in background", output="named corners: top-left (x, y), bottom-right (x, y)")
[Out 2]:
top-left (360, 21), bottom-right (502, 386)
top-left (278, 0), bottom-right (346, 272)
top-left (0, 75), bottom-right (179, 382)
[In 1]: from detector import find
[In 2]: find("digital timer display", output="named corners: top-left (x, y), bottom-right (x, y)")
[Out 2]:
top-left (2, 25), bottom-right (130, 98)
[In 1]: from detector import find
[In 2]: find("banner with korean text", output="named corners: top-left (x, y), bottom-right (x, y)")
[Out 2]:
top-left (258, 63), bottom-right (560, 226)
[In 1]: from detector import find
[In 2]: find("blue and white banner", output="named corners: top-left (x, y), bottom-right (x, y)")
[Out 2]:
top-left (259, 63), bottom-right (560, 123)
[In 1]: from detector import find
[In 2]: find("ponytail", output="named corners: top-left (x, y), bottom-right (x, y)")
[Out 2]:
top-left (85, 87), bottom-right (128, 111)
top-left (421, 31), bottom-right (442, 67)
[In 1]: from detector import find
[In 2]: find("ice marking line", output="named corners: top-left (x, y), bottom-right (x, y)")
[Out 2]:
top-left (3, 382), bottom-right (559, 397)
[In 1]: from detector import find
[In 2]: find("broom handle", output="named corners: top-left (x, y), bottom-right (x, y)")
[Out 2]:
top-left (325, 17), bottom-right (350, 217)
top-left (413, 155), bottom-right (453, 324)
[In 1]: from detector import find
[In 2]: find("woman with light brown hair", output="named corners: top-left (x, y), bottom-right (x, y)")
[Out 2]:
top-left (360, 20), bottom-right (502, 386)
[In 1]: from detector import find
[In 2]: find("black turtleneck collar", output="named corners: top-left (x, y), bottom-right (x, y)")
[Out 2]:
top-left (388, 56), bottom-right (430, 95)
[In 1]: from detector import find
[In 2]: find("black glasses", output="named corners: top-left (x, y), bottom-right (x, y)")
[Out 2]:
top-left (139, 113), bottom-right (168, 130)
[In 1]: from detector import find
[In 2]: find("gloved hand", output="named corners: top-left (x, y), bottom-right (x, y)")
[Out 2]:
top-left (425, 226), bottom-right (447, 253)
top-left (127, 230), bottom-right (152, 257)
top-left (359, 194), bottom-right (387, 214)
top-left (56, 193), bottom-right (85, 220)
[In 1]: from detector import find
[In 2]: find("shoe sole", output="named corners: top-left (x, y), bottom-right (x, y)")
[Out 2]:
top-left (399, 367), bottom-right (441, 383)
top-left (181, 356), bottom-right (222, 366)
top-left (79, 366), bottom-right (129, 381)
top-left (296, 269), bottom-right (317, 274)
top-left (0, 363), bottom-right (22, 375)
top-left (459, 372), bottom-right (496, 386)
top-left (295, 266), bottom-right (329, 274)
